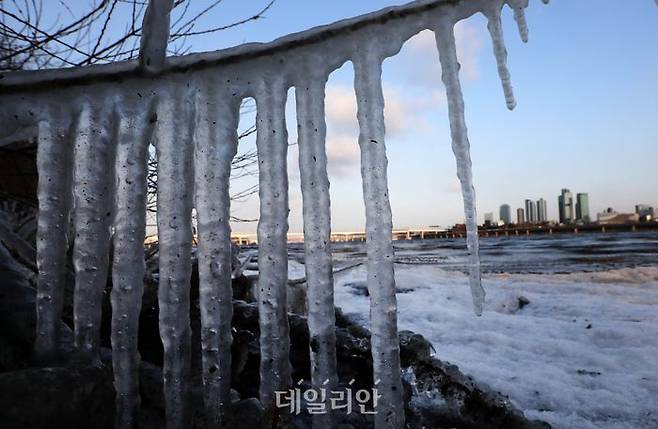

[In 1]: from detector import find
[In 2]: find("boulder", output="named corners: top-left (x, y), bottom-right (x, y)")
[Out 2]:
top-left (0, 365), bottom-right (115, 429)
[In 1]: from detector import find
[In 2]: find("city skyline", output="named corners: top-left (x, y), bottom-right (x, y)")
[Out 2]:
top-left (488, 190), bottom-right (653, 227)
top-left (221, 0), bottom-right (658, 233)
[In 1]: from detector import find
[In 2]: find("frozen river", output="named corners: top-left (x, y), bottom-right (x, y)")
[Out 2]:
top-left (286, 232), bottom-right (658, 429)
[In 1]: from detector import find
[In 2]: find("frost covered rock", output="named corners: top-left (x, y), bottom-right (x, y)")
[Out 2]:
top-left (399, 330), bottom-right (435, 366)
top-left (495, 294), bottom-right (531, 314)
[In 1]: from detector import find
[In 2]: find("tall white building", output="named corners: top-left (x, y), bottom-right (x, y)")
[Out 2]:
top-left (525, 199), bottom-right (537, 224)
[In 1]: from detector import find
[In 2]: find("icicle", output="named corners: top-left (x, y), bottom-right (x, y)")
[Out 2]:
top-left (139, 0), bottom-right (174, 73)
top-left (193, 79), bottom-right (239, 427)
top-left (71, 100), bottom-right (115, 362)
top-left (508, 0), bottom-right (530, 43)
top-left (434, 16), bottom-right (485, 316)
top-left (353, 51), bottom-right (404, 429)
top-left (255, 74), bottom-right (292, 423)
top-left (155, 84), bottom-right (196, 428)
top-left (484, 2), bottom-right (517, 110)
top-left (295, 71), bottom-right (338, 429)
top-left (34, 109), bottom-right (75, 361)
top-left (111, 98), bottom-right (155, 428)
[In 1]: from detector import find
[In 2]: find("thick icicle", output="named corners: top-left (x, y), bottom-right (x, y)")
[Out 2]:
top-left (193, 80), bottom-right (239, 427)
top-left (354, 51), bottom-right (404, 429)
top-left (34, 109), bottom-right (75, 361)
top-left (295, 72), bottom-right (338, 429)
top-left (255, 74), bottom-right (292, 423)
top-left (71, 100), bottom-right (115, 362)
top-left (155, 85), bottom-right (196, 429)
top-left (484, 2), bottom-right (517, 110)
top-left (508, 0), bottom-right (530, 43)
top-left (110, 98), bottom-right (155, 428)
top-left (139, 0), bottom-right (174, 73)
top-left (434, 17), bottom-right (485, 316)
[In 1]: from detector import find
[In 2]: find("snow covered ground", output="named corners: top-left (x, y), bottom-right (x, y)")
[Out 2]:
top-left (333, 263), bottom-right (658, 429)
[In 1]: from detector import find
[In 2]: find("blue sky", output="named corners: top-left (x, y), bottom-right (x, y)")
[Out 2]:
top-left (34, 1), bottom-right (658, 232)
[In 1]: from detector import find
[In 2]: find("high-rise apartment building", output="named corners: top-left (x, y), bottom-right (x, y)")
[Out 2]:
top-left (558, 189), bottom-right (574, 224)
top-left (499, 204), bottom-right (512, 224)
top-left (517, 208), bottom-right (525, 224)
top-left (525, 199), bottom-right (537, 224)
top-left (576, 193), bottom-right (590, 223)
top-left (536, 198), bottom-right (548, 223)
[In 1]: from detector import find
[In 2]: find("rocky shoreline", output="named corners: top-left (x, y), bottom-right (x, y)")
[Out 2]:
top-left (0, 239), bottom-right (550, 428)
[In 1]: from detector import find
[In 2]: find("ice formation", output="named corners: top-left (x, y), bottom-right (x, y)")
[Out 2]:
top-left (354, 50), bottom-right (405, 428)
top-left (0, 0), bottom-right (550, 427)
top-left (434, 14), bottom-right (486, 316)
top-left (139, 0), bottom-right (175, 73)
top-left (193, 74), bottom-right (240, 426)
top-left (254, 72), bottom-right (293, 420)
top-left (111, 96), bottom-right (156, 427)
top-left (34, 112), bottom-right (75, 361)
top-left (295, 66), bottom-right (339, 427)
top-left (71, 100), bottom-right (115, 362)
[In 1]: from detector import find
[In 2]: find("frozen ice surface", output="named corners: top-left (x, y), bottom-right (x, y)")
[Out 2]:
top-left (335, 264), bottom-right (658, 429)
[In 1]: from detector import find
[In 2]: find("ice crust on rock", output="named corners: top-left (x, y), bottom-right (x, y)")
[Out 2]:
top-left (0, 0), bottom-right (552, 427)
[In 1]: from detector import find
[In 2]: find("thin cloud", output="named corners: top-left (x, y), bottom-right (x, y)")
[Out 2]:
top-left (399, 22), bottom-right (483, 87)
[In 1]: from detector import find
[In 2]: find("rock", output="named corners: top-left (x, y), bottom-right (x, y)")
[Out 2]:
top-left (346, 281), bottom-right (369, 296)
top-left (0, 334), bottom-right (27, 372)
top-left (224, 398), bottom-right (264, 428)
top-left (518, 296), bottom-right (530, 310)
top-left (576, 369), bottom-right (600, 376)
top-left (140, 360), bottom-right (165, 410)
top-left (495, 294), bottom-right (531, 314)
top-left (405, 358), bottom-right (551, 429)
top-left (346, 281), bottom-right (415, 297)
top-left (0, 242), bottom-right (73, 363)
top-left (399, 330), bottom-right (434, 366)
top-left (0, 365), bottom-right (115, 429)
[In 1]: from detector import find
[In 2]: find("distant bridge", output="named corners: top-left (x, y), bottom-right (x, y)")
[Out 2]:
top-left (231, 227), bottom-right (450, 244)
top-left (230, 222), bottom-right (658, 244)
